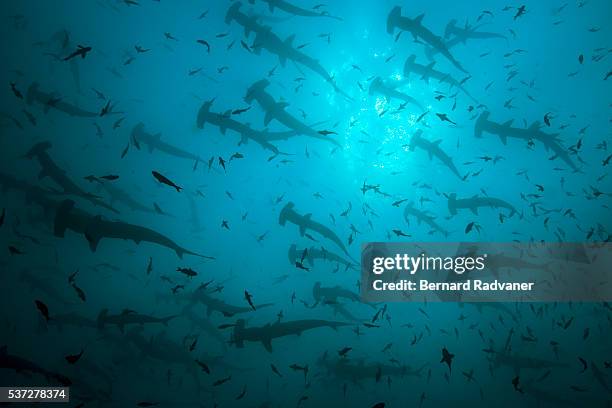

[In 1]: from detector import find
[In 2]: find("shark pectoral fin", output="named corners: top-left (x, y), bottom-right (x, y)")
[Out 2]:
top-left (262, 339), bottom-right (273, 352)
top-left (499, 135), bottom-right (507, 145)
top-left (299, 225), bottom-right (306, 236)
top-left (427, 152), bottom-right (433, 160)
top-left (268, 3), bottom-right (274, 11)
top-left (147, 144), bottom-right (155, 153)
top-left (264, 111), bottom-right (274, 126)
top-left (470, 207), bottom-right (478, 215)
top-left (279, 55), bottom-right (287, 67)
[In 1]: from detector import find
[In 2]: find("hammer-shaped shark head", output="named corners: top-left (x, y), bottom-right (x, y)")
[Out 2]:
top-left (474, 111), bottom-right (491, 138)
top-left (403, 55), bottom-right (418, 78)
top-left (386, 6), bottom-right (402, 34)
top-left (368, 77), bottom-right (383, 95)
top-left (232, 318), bottom-right (247, 348)
top-left (312, 281), bottom-right (322, 301)
top-left (444, 19), bottom-right (459, 39)
top-left (225, 2), bottom-right (242, 24)
top-left (278, 201), bottom-right (296, 226)
top-left (408, 129), bottom-right (423, 151)
top-left (24, 141), bottom-right (53, 159)
top-left (26, 82), bottom-right (40, 105)
top-left (196, 98), bottom-right (216, 129)
top-left (244, 79), bottom-right (270, 104)
top-left (447, 193), bottom-right (458, 216)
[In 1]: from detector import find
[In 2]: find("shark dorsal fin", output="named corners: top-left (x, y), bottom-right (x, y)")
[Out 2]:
top-left (528, 121), bottom-right (540, 130)
top-left (426, 61), bottom-right (436, 70)
top-left (433, 139), bottom-right (442, 145)
top-left (415, 14), bottom-right (425, 23)
top-left (502, 119), bottom-right (514, 127)
top-left (262, 339), bottom-right (273, 352)
top-left (285, 34), bottom-right (296, 46)
top-left (277, 102), bottom-right (289, 110)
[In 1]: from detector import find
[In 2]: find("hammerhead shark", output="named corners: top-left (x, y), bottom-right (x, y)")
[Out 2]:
top-left (248, 26), bottom-right (352, 99)
top-left (245, 80), bottom-right (341, 146)
top-left (317, 353), bottom-right (425, 383)
top-left (279, 202), bottom-right (349, 255)
top-left (486, 337), bottom-right (569, 373)
top-left (54, 199), bottom-right (213, 259)
top-left (190, 288), bottom-right (274, 317)
top-left (26, 82), bottom-right (97, 117)
top-left (447, 192), bottom-right (517, 216)
top-left (403, 202), bottom-right (449, 237)
top-left (1, 345), bottom-right (71, 386)
top-left (225, 2), bottom-right (270, 37)
top-left (408, 129), bottom-right (462, 179)
top-left (231, 318), bottom-right (348, 352)
top-left (131, 123), bottom-right (202, 165)
top-left (422, 19), bottom-right (506, 60)
top-left (25, 141), bottom-right (119, 213)
top-left (474, 111), bottom-right (578, 171)
top-left (196, 98), bottom-right (294, 154)
top-left (288, 244), bottom-right (355, 269)
top-left (387, 6), bottom-right (468, 73)
top-left (248, 0), bottom-right (342, 19)
top-left (444, 19), bottom-right (507, 42)
top-left (368, 76), bottom-right (424, 110)
top-left (403, 55), bottom-right (477, 102)
top-left (93, 180), bottom-right (155, 214)
top-left (312, 281), bottom-right (363, 305)
top-left (97, 308), bottom-right (177, 332)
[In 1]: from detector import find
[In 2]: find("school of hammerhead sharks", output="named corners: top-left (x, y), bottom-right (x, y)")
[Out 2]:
top-left (0, 0), bottom-right (611, 407)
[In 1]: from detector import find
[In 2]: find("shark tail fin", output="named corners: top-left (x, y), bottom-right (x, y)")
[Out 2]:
top-left (386, 6), bottom-right (401, 34)
top-left (232, 319), bottom-right (246, 348)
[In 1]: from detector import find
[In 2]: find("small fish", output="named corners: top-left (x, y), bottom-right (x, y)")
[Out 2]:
top-left (35, 300), bottom-right (50, 321)
top-left (212, 375), bottom-right (231, 386)
top-left (152, 171), bottom-right (182, 192)
top-left (65, 349), bottom-right (84, 364)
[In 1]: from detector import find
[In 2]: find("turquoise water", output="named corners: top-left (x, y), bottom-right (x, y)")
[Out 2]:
top-left (0, 1), bottom-right (610, 407)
